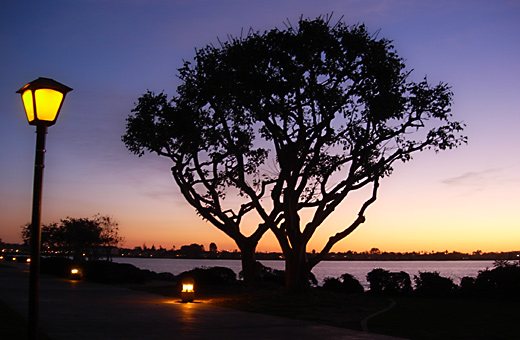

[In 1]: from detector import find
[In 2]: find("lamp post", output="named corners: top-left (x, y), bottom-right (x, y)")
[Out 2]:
top-left (17, 77), bottom-right (72, 340)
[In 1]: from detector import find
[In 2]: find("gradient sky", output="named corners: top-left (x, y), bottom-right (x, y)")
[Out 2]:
top-left (1, 0), bottom-right (519, 253)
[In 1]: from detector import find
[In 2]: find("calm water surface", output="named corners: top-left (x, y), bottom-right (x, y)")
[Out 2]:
top-left (113, 258), bottom-right (494, 288)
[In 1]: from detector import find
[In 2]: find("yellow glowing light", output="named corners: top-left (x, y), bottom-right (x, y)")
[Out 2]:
top-left (34, 89), bottom-right (64, 121)
top-left (22, 90), bottom-right (35, 122)
top-left (26, 258), bottom-right (31, 263)
top-left (0, 256), bottom-right (4, 260)
top-left (182, 284), bottom-right (194, 292)
top-left (71, 268), bottom-right (79, 274)
top-left (21, 89), bottom-right (63, 124)
top-left (17, 77), bottom-right (72, 126)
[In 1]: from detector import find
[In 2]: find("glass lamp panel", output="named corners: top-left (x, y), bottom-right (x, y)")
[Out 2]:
top-left (21, 90), bottom-right (35, 123)
top-left (34, 88), bottom-right (64, 122)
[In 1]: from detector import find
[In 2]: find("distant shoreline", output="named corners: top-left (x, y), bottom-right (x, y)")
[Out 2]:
top-left (3, 241), bottom-right (518, 262)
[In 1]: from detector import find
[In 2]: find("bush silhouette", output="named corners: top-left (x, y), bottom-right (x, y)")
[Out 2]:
top-left (459, 276), bottom-right (477, 297)
top-left (40, 257), bottom-right (74, 277)
top-left (366, 268), bottom-right (412, 295)
top-left (84, 261), bottom-right (149, 284)
top-left (177, 266), bottom-right (237, 290)
top-left (239, 262), bottom-right (317, 287)
top-left (473, 262), bottom-right (520, 299)
top-left (323, 273), bottom-right (364, 294)
top-left (414, 271), bottom-right (457, 297)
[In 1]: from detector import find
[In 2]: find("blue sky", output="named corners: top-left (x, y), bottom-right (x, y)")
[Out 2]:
top-left (1, 0), bottom-right (519, 252)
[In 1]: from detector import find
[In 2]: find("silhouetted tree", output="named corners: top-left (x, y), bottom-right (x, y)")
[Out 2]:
top-left (209, 242), bottom-right (218, 252)
top-left (179, 243), bottom-right (205, 258)
top-left (21, 214), bottom-right (122, 261)
top-left (123, 15), bottom-right (466, 291)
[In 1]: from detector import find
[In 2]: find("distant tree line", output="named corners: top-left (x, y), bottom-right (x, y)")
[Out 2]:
top-left (3, 238), bottom-right (518, 262)
top-left (116, 244), bottom-right (520, 261)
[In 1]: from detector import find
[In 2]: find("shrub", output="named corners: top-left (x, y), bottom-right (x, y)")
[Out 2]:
top-left (177, 266), bottom-right (237, 290)
top-left (40, 257), bottom-right (74, 277)
top-left (340, 273), bottom-right (365, 294)
top-left (322, 277), bottom-right (343, 292)
top-left (474, 262), bottom-right (520, 299)
top-left (366, 268), bottom-right (412, 295)
top-left (239, 262), bottom-right (317, 287)
top-left (367, 268), bottom-right (389, 294)
top-left (323, 273), bottom-right (364, 294)
top-left (84, 261), bottom-right (148, 284)
top-left (459, 276), bottom-right (477, 297)
top-left (414, 271), bottom-right (457, 297)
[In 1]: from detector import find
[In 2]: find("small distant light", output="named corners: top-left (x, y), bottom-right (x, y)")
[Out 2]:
top-left (71, 268), bottom-right (79, 274)
top-left (26, 258), bottom-right (31, 263)
top-left (0, 256), bottom-right (4, 260)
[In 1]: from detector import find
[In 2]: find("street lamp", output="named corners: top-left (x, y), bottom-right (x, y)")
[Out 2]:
top-left (17, 77), bottom-right (72, 340)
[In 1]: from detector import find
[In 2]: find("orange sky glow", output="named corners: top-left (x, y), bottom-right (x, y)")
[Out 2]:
top-left (1, 1), bottom-right (519, 254)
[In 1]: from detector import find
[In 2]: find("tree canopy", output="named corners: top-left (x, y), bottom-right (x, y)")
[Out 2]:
top-left (123, 15), bottom-right (466, 291)
top-left (22, 214), bottom-right (122, 261)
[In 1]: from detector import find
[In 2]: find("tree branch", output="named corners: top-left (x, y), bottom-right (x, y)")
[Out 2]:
top-left (308, 176), bottom-right (379, 269)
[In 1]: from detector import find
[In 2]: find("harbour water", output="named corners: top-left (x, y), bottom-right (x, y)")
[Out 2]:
top-left (113, 257), bottom-right (495, 288)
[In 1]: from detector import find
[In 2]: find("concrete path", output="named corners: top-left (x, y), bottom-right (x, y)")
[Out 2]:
top-left (0, 263), bottom-right (404, 340)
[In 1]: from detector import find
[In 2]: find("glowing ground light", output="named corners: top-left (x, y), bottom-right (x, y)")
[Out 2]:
top-left (182, 284), bottom-right (194, 292)
top-left (181, 280), bottom-right (195, 302)
top-left (70, 268), bottom-right (82, 280)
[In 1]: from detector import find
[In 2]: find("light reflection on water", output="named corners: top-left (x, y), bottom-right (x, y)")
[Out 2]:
top-left (112, 258), bottom-right (494, 288)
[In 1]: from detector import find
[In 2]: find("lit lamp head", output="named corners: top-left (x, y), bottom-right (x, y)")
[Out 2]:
top-left (181, 278), bottom-right (195, 303)
top-left (16, 77), bottom-right (72, 126)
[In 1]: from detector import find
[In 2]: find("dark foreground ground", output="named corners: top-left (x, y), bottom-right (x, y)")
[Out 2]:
top-left (124, 279), bottom-right (520, 340)
top-left (2, 262), bottom-right (519, 340)
top-left (0, 263), bottom-right (402, 340)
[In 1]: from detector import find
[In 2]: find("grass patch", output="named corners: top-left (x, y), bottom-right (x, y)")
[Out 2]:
top-left (209, 288), bottom-right (391, 330)
top-left (0, 300), bottom-right (53, 340)
top-left (368, 296), bottom-right (520, 339)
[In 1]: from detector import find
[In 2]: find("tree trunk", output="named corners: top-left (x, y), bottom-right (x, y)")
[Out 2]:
top-left (238, 241), bottom-right (257, 284)
top-left (284, 244), bottom-right (310, 292)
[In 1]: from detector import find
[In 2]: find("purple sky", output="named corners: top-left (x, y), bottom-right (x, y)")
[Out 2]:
top-left (1, 0), bottom-right (519, 253)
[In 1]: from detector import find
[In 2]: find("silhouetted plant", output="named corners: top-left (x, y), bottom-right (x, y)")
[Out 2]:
top-left (367, 268), bottom-right (389, 294)
top-left (322, 277), bottom-right (344, 292)
top-left (40, 257), bottom-right (73, 277)
top-left (459, 276), bottom-right (477, 297)
top-left (473, 261), bottom-right (520, 299)
top-left (414, 271), bottom-right (457, 297)
top-left (177, 266), bottom-right (237, 290)
top-left (84, 261), bottom-right (148, 284)
top-left (323, 273), bottom-right (364, 294)
top-left (366, 268), bottom-right (412, 295)
top-left (123, 14), bottom-right (466, 292)
top-left (21, 214), bottom-right (122, 261)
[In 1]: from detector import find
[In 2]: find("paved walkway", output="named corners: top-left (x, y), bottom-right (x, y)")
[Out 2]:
top-left (0, 263), bottom-right (404, 339)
